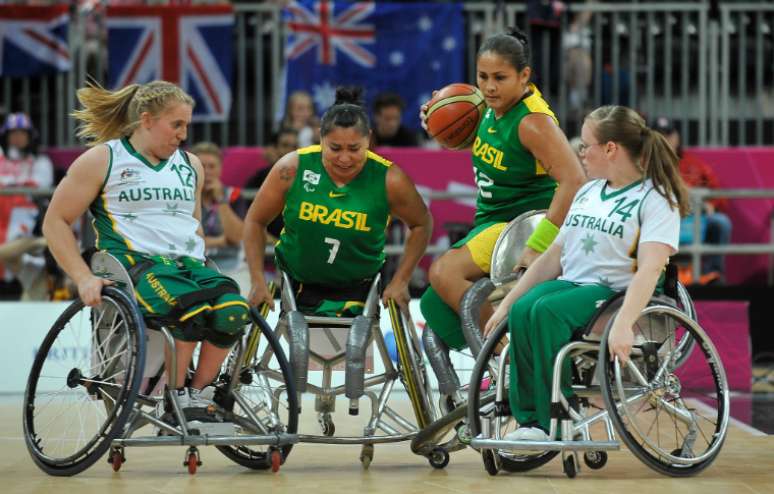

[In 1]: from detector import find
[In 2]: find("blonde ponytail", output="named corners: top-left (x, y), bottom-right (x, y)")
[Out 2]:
top-left (72, 80), bottom-right (194, 145)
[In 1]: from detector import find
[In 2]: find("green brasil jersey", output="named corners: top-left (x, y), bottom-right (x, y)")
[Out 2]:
top-left (275, 145), bottom-right (391, 284)
top-left (472, 83), bottom-right (558, 226)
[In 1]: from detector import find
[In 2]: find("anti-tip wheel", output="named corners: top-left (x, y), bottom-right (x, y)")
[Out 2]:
top-left (428, 447), bottom-right (450, 469)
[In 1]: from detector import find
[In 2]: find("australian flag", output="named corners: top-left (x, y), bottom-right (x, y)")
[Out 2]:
top-left (0, 5), bottom-right (71, 77)
top-left (283, 1), bottom-right (464, 130)
top-left (106, 5), bottom-right (233, 122)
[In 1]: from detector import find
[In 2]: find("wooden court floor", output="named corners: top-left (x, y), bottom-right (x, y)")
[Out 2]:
top-left (2, 395), bottom-right (773, 494)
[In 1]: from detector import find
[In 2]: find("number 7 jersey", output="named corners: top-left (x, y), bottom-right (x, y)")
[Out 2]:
top-left (89, 138), bottom-right (205, 260)
top-left (275, 145), bottom-right (391, 284)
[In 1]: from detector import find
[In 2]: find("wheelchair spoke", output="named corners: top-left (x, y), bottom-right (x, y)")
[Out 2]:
top-left (621, 358), bottom-right (650, 388)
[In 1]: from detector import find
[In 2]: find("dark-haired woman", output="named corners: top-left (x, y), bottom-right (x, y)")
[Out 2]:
top-left (484, 105), bottom-right (689, 441)
top-left (244, 87), bottom-right (431, 315)
top-left (419, 29), bottom-right (586, 352)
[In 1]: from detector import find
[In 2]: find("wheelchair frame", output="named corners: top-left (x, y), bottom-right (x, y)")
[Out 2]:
top-left (413, 210), bottom-right (707, 474)
top-left (22, 252), bottom-right (299, 476)
top-left (466, 290), bottom-right (730, 478)
top-left (249, 270), bottom-right (442, 468)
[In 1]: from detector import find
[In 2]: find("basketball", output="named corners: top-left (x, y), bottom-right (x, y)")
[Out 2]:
top-left (425, 83), bottom-right (486, 150)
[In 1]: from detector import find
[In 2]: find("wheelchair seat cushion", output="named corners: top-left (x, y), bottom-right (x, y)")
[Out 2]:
top-left (290, 276), bottom-right (376, 317)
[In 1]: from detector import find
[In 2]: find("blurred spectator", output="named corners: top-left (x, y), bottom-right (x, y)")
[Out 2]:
top-left (563, 1), bottom-right (593, 135)
top-left (279, 90), bottom-right (319, 147)
top-left (654, 117), bottom-right (731, 283)
top-left (244, 128), bottom-right (299, 241)
top-left (370, 92), bottom-right (419, 147)
top-left (191, 142), bottom-right (247, 272)
top-left (527, 0), bottom-right (565, 100)
top-left (0, 112), bottom-right (53, 299)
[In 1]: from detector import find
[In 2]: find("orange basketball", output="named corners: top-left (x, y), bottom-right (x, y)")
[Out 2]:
top-left (425, 83), bottom-right (485, 150)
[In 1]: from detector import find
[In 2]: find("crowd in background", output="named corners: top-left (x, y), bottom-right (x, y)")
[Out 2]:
top-left (0, 0), bottom-right (742, 301)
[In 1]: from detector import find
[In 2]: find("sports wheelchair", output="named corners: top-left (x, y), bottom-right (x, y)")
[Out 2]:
top-left (22, 251), bottom-right (299, 476)
top-left (411, 210), bottom-right (715, 476)
top-left (460, 212), bottom-right (729, 478)
top-left (411, 212), bottom-right (555, 462)
top-left (250, 270), bottom-right (442, 468)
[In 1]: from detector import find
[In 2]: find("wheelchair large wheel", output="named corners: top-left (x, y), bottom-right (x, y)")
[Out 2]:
top-left (672, 281), bottom-right (697, 369)
top-left (216, 308), bottom-right (299, 469)
top-left (23, 287), bottom-right (146, 476)
top-left (599, 305), bottom-right (729, 476)
top-left (467, 320), bottom-right (558, 473)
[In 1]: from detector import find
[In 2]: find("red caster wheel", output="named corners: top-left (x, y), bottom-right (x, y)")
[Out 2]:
top-left (270, 450), bottom-right (282, 473)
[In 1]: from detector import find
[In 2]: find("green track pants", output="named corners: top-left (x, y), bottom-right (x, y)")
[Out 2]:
top-left (508, 279), bottom-right (615, 431)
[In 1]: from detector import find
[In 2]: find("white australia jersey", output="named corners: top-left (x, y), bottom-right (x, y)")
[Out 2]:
top-left (90, 138), bottom-right (205, 260)
top-left (557, 178), bottom-right (679, 291)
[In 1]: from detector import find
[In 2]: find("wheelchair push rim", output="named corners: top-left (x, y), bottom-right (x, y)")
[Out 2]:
top-left (467, 320), bottom-right (559, 472)
top-left (600, 304), bottom-right (730, 476)
top-left (215, 308), bottom-right (299, 469)
top-left (23, 287), bottom-right (146, 476)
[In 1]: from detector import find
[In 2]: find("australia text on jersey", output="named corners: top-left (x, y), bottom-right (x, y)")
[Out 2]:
top-left (117, 187), bottom-right (195, 202)
top-left (298, 200), bottom-right (371, 232)
top-left (564, 213), bottom-right (625, 239)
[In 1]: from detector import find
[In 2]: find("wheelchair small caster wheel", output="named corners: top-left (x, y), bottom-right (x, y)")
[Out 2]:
top-left (482, 449), bottom-right (499, 476)
top-left (270, 449), bottom-right (282, 473)
top-left (360, 444), bottom-right (374, 469)
top-left (184, 447), bottom-right (202, 475)
top-left (583, 450), bottom-right (607, 470)
top-left (108, 447), bottom-right (125, 472)
top-left (428, 447), bottom-right (449, 469)
top-left (563, 454), bottom-right (578, 478)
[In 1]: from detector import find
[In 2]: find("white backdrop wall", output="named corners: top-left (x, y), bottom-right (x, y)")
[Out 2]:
top-left (0, 300), bottom-right (475, 395)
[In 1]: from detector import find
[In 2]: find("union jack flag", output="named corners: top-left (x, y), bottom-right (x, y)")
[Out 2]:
top-left (106, 5), bottom-right (234, 122)
top-left (283, 1), bottom-right (463, 131)
top-left (286, 1), bottom-right (375, 67)
top-left (0, 5), bottom-right (71, 77)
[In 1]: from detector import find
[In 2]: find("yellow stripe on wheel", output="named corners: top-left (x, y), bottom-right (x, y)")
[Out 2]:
top-left (388, 300), bottom-right (431, 429)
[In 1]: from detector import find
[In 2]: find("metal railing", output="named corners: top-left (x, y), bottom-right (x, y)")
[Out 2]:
top-left (4, 186), bottom-right (774, 281)
top-left (1, 2), bottom-right (772, 147)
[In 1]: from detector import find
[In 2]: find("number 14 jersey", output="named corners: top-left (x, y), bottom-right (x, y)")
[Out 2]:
top-left (557, 178), bottom-right (680, 291)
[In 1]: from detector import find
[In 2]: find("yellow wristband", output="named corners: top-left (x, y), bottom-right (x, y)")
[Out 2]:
top-left (525, 218), bottom-right (559, 253)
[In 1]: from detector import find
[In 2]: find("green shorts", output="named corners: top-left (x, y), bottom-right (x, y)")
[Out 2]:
top-left (119, 253), bottom-right (250, 348)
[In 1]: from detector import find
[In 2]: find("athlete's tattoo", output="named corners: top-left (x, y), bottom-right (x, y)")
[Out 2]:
top-left (279, 163), bottom-right (294, 182)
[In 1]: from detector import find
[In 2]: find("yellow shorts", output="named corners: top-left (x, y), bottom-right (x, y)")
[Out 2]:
top-left (453, 221), bottom-right (508, 273)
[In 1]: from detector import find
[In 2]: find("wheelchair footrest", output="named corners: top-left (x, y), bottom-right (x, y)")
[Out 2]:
top-left (470, 436), bottom-right (620, 452)
top-left (113, 433), bottom-right (299, 447)
top-left (186, 421), bottom-right (237, 437)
